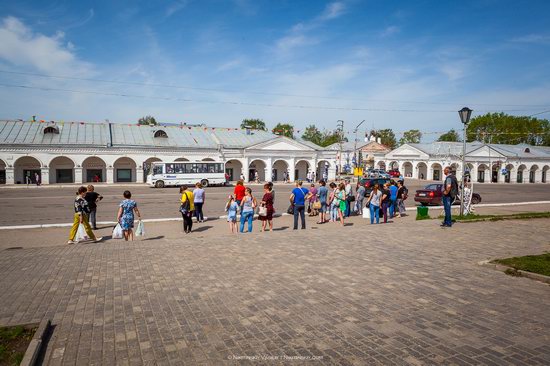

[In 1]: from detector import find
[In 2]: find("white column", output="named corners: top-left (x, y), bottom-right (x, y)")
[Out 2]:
top-left (508, 168), bottom-right (516, 183)
top-left (264, 158), bottom-right (273, 182)
top-left (75, 167), bottom-right (83, 184)
top-left (288, 158), bottom-right (296, 182)
top-left (327, 165), bottom-right (336, 181)
top-left (483, 169), bottom-right (490, 183)
top-left (136, 167), bottom-right (144, 183)
top-left (5, 167), bottom-right (14, 185)
top-left (241, 157), bottom-right (250, 183)
top-left (107, 167), bottom-right (114, 184)
top-left (41, 168), bottom-right (49, 185)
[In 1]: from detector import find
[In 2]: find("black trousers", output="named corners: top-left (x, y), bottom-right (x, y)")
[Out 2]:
top-left (182, 212), bottom-right (193, 232)
top-left (293, 205), bottom-right (306, 230)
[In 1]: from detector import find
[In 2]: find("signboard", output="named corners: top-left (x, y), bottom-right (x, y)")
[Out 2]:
top-left (354, 167), bottom-right (363, 176)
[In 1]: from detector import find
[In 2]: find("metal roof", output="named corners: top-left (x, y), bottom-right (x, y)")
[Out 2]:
top-left (0, 121), bottom-right (295, 149)
top-left (409, 142), bottom-right (550, 159)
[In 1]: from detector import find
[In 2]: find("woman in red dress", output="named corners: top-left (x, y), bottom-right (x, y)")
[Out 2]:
top-left (259, 183), bottom-right (274, 232)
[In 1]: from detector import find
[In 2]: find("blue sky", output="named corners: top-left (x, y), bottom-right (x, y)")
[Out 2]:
top-left (0, 0), bottom-right (549, 141)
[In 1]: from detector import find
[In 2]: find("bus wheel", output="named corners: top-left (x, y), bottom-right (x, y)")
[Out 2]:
top-left (201, 179), bottom-right (209, 187)
top-left (155, 180), bottom-right (165, 188)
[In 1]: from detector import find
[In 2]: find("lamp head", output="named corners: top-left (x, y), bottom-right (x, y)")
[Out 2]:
top-left (458, 107), bottom-right (473, 124)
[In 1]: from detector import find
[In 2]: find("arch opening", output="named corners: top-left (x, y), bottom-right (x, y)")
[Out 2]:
top-left (417, 162), bottom-right (428, 180)
top-left (249, 160), bottom-right (266, 182)
top-left (82, 157), bottom-right (107, 183)
top-left (402, 162), bottom-right (413, 178)
top-left (517, 164), bottom-right (527, 183)
top-left (225, 159), bottom-right (243, 182)
top-left (272, 160), bottom-right (289, 182)
top-left (317, 160), bottom-right (331, 182)
top-left (14, 156), bottom-right (41, 184)
top-left (114, 157), bottom-right (137, 183)
top-left (294, 160), bottom-right (310, 181)
top-left (49, 156), bottom-right (75, 183)
top-left (431, 163), bottom-right (442, 181)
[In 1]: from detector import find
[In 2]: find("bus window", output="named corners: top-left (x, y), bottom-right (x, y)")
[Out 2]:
top-left (153, 165), bottom-right (163, 175)
top-left (174, 163), bottom-right (184, 174)
top-left (166, 164), bottom-right (175, 174)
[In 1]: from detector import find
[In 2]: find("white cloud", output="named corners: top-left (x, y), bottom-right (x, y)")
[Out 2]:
top-left (381, 25), bottom-right (400, 38)
top-left (318, 2), bottom-right (346, 21)
top-left (216, 58), bottom-right (245, 72)
top-left (166, 0), bottom-right (191, 17)
top-left (276, 34), bottom-right (317, 53)
top-left (0, 16), bottom-right (92, 76)
top-left (510, 34), bottom-right (550, 45)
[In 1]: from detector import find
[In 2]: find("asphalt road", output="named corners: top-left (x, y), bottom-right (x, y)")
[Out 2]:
top-left (0, 180), bottom-right (549, 226)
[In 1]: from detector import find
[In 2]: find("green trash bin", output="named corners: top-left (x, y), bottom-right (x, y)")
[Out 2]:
top-left (416, 206), bottom-right (429, 220)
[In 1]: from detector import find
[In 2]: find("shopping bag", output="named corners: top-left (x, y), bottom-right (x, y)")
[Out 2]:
top-left (258, 206), bottom-right (267, 216)
top-left (112, 223), bottom-right (124, 239)
top-left (135, 220), bottom-right (145, 237)
top-left (362, 208), bottom-right (371, 219)
top-left (75, 224), bottom-right (89, 242)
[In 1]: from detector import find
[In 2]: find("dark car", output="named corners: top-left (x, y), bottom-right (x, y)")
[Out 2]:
top-left (359, 177), bottom-right (392, 196)
top-left (414, 183), bottom-right (481, 206)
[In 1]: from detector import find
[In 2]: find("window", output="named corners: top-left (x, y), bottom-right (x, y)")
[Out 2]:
top-left (154, 130), bottom-right (168, 138)
top-left (524, 148), bottom-right (530, 153)
top-left (153, 165), bottom-right (163, 175)
top-left (43, 126), bottom-right (59, 134)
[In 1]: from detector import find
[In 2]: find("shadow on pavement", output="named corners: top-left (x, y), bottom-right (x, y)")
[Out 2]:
top-left (272, 226), bottom-right (289, 231)
top-left (142, 235), bottom-right (165, 241)
top-left (193, 226), bottom-right (213, 232)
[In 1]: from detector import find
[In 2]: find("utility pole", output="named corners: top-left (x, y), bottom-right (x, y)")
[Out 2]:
top-left (337, 120), bottom-right (344, 180)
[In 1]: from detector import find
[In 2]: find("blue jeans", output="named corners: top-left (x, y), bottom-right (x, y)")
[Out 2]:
top-left (442, 196), bottom-right (452, 226)
top-left (345, 199), bottom-right (352, 217)
top-left (240, 211), bottom-right (254, 232)
top-left (293, 205), bottom-right (306, 229)
top-left (389, 199), bottom-right (396, 217)
top-left (330, 203), bottom-right (339, 221)
top-left (369, 204), bottom-right (380, 224)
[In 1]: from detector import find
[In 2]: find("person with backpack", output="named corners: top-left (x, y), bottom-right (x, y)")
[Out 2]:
top-left (289, 180), bottom-right (311, 230)
top-left (180, 185), bottom-right (194, 233)
top-left (396, 180), bottom-right (408, 217)
top-left (388, 180), bottom-right (398, 218)
top-left (441, 167), bottom-right (458, 227)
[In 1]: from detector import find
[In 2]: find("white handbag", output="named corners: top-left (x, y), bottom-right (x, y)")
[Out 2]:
top-left (258, 206), bottom-right (268, 216)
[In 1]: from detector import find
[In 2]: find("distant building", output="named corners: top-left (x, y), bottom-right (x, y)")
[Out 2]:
top-left (381, 142), bottom-right (550, 183)
top-left (0, 120), bottom-right (337, 185)
top-left (326, 140), bottom-right (391, 172)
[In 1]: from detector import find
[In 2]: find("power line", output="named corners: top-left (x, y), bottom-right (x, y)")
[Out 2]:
top-left (1, 69), bottom-right (549, 108)
top-left (0, 82), bottom-right (547, 114)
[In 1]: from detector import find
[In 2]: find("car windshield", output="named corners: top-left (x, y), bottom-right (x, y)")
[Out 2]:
top-left (425, 184), bottom-right (439, 190)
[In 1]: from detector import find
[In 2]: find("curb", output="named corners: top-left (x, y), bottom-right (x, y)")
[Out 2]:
top-left (0, 213), bottom-right (293, 230)
top-left (478, 260), bottom-right (550, 285)
top-left (20, 319), bottom-right (51, 366)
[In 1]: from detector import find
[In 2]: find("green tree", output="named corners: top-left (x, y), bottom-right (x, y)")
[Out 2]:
top-left (376, 129), bottom-right (397, 149)
top-left (138, 115), bottom-right (157, 125)
top-left (437, 129), bottom-right (461, 142)
top-left (301, 125), bottom-right (323, 145)
top-left (399, 129), bottom-right (422, 145)
top-left (466, 112), bottom-right (550, 146)
top-left (240, 118), bottom-right (267, 131)
top-left (272, 123), bottom-right (294, 138)
top-left (319, 129), bottom-right (342, 147)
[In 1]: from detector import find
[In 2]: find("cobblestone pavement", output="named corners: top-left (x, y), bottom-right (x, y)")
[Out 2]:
top-left (0, 217), bottom-right (549, 365)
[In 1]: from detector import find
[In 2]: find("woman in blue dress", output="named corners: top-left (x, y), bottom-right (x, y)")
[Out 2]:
top-left (117, 190), bottom-right (141, 241)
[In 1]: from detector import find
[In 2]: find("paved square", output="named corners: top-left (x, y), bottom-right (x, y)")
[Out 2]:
top-left (0, 216), bottom-right (549, 365)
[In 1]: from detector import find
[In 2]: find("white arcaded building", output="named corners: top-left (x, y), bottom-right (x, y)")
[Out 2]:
top-left (378, 142), bottom-right (550, 183)
top-left (0, 120), bottom-right (337, 185)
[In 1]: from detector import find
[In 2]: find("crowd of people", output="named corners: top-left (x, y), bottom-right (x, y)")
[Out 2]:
top-left (67, 174), bottom-right (419, 244)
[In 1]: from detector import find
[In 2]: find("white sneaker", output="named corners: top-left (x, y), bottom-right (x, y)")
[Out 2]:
top-left (93, 237), bottom-right (103, 243)
top-left (67, 240), bottom-right (75, 244)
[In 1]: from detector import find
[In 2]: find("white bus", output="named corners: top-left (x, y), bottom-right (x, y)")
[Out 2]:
top-left (146, 161), bottom-right (226, 188)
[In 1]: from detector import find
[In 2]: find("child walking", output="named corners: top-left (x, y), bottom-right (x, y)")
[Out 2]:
top-left (225, 195), bottom-right (239, 234)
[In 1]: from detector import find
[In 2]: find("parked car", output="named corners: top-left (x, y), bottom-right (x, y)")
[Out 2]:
top-left (359, 177), bottom-right (392, 196)
top-left (388, 169), bottom-right (401, 178)
top-left (368, 169), bottom-right (391, 179)
top-left (414, 183), bottom-right (482, 206)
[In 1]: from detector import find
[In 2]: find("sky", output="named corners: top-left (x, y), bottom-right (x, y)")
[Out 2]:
top-left (0, 0), bottom-right (549, 141)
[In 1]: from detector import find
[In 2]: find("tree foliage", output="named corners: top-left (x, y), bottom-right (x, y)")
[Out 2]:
top-left (241, 118), bottom-right (267, 131)
top-left (320, 129), bottom-right (342, 147)
top-left (399, 129), bottom-right (422, 145)
top-left (376, 129), bottom-right (397, 149)
top-left (301, 125), bottom-right (323, 145)
top-left (466, 112), bottom-right (550, 146)
top-left (272, 123), bottom-right (294, 138)
top-left (437, 129), bottom-right (461, 142)
top-left (138, 115), bottom-right (157, 126)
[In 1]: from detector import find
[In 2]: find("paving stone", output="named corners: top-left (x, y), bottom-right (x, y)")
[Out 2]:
top-left (0, 217), bottom-right (549, 364)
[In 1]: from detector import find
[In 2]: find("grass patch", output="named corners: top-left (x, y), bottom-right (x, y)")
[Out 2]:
top-left (493, 253), bottom-right (550, 277)
top-left (438, 211), bottom-right (550, 222)
top-left (0, 325), bottom-right (35, 366)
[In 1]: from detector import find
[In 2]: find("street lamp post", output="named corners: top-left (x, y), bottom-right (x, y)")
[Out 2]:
top-left (337, 120), bottom-right (344, 180)
top-left (458, 107), bottom-right (473, 217)
top-left (353, 120), bottom-right (366, 171)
